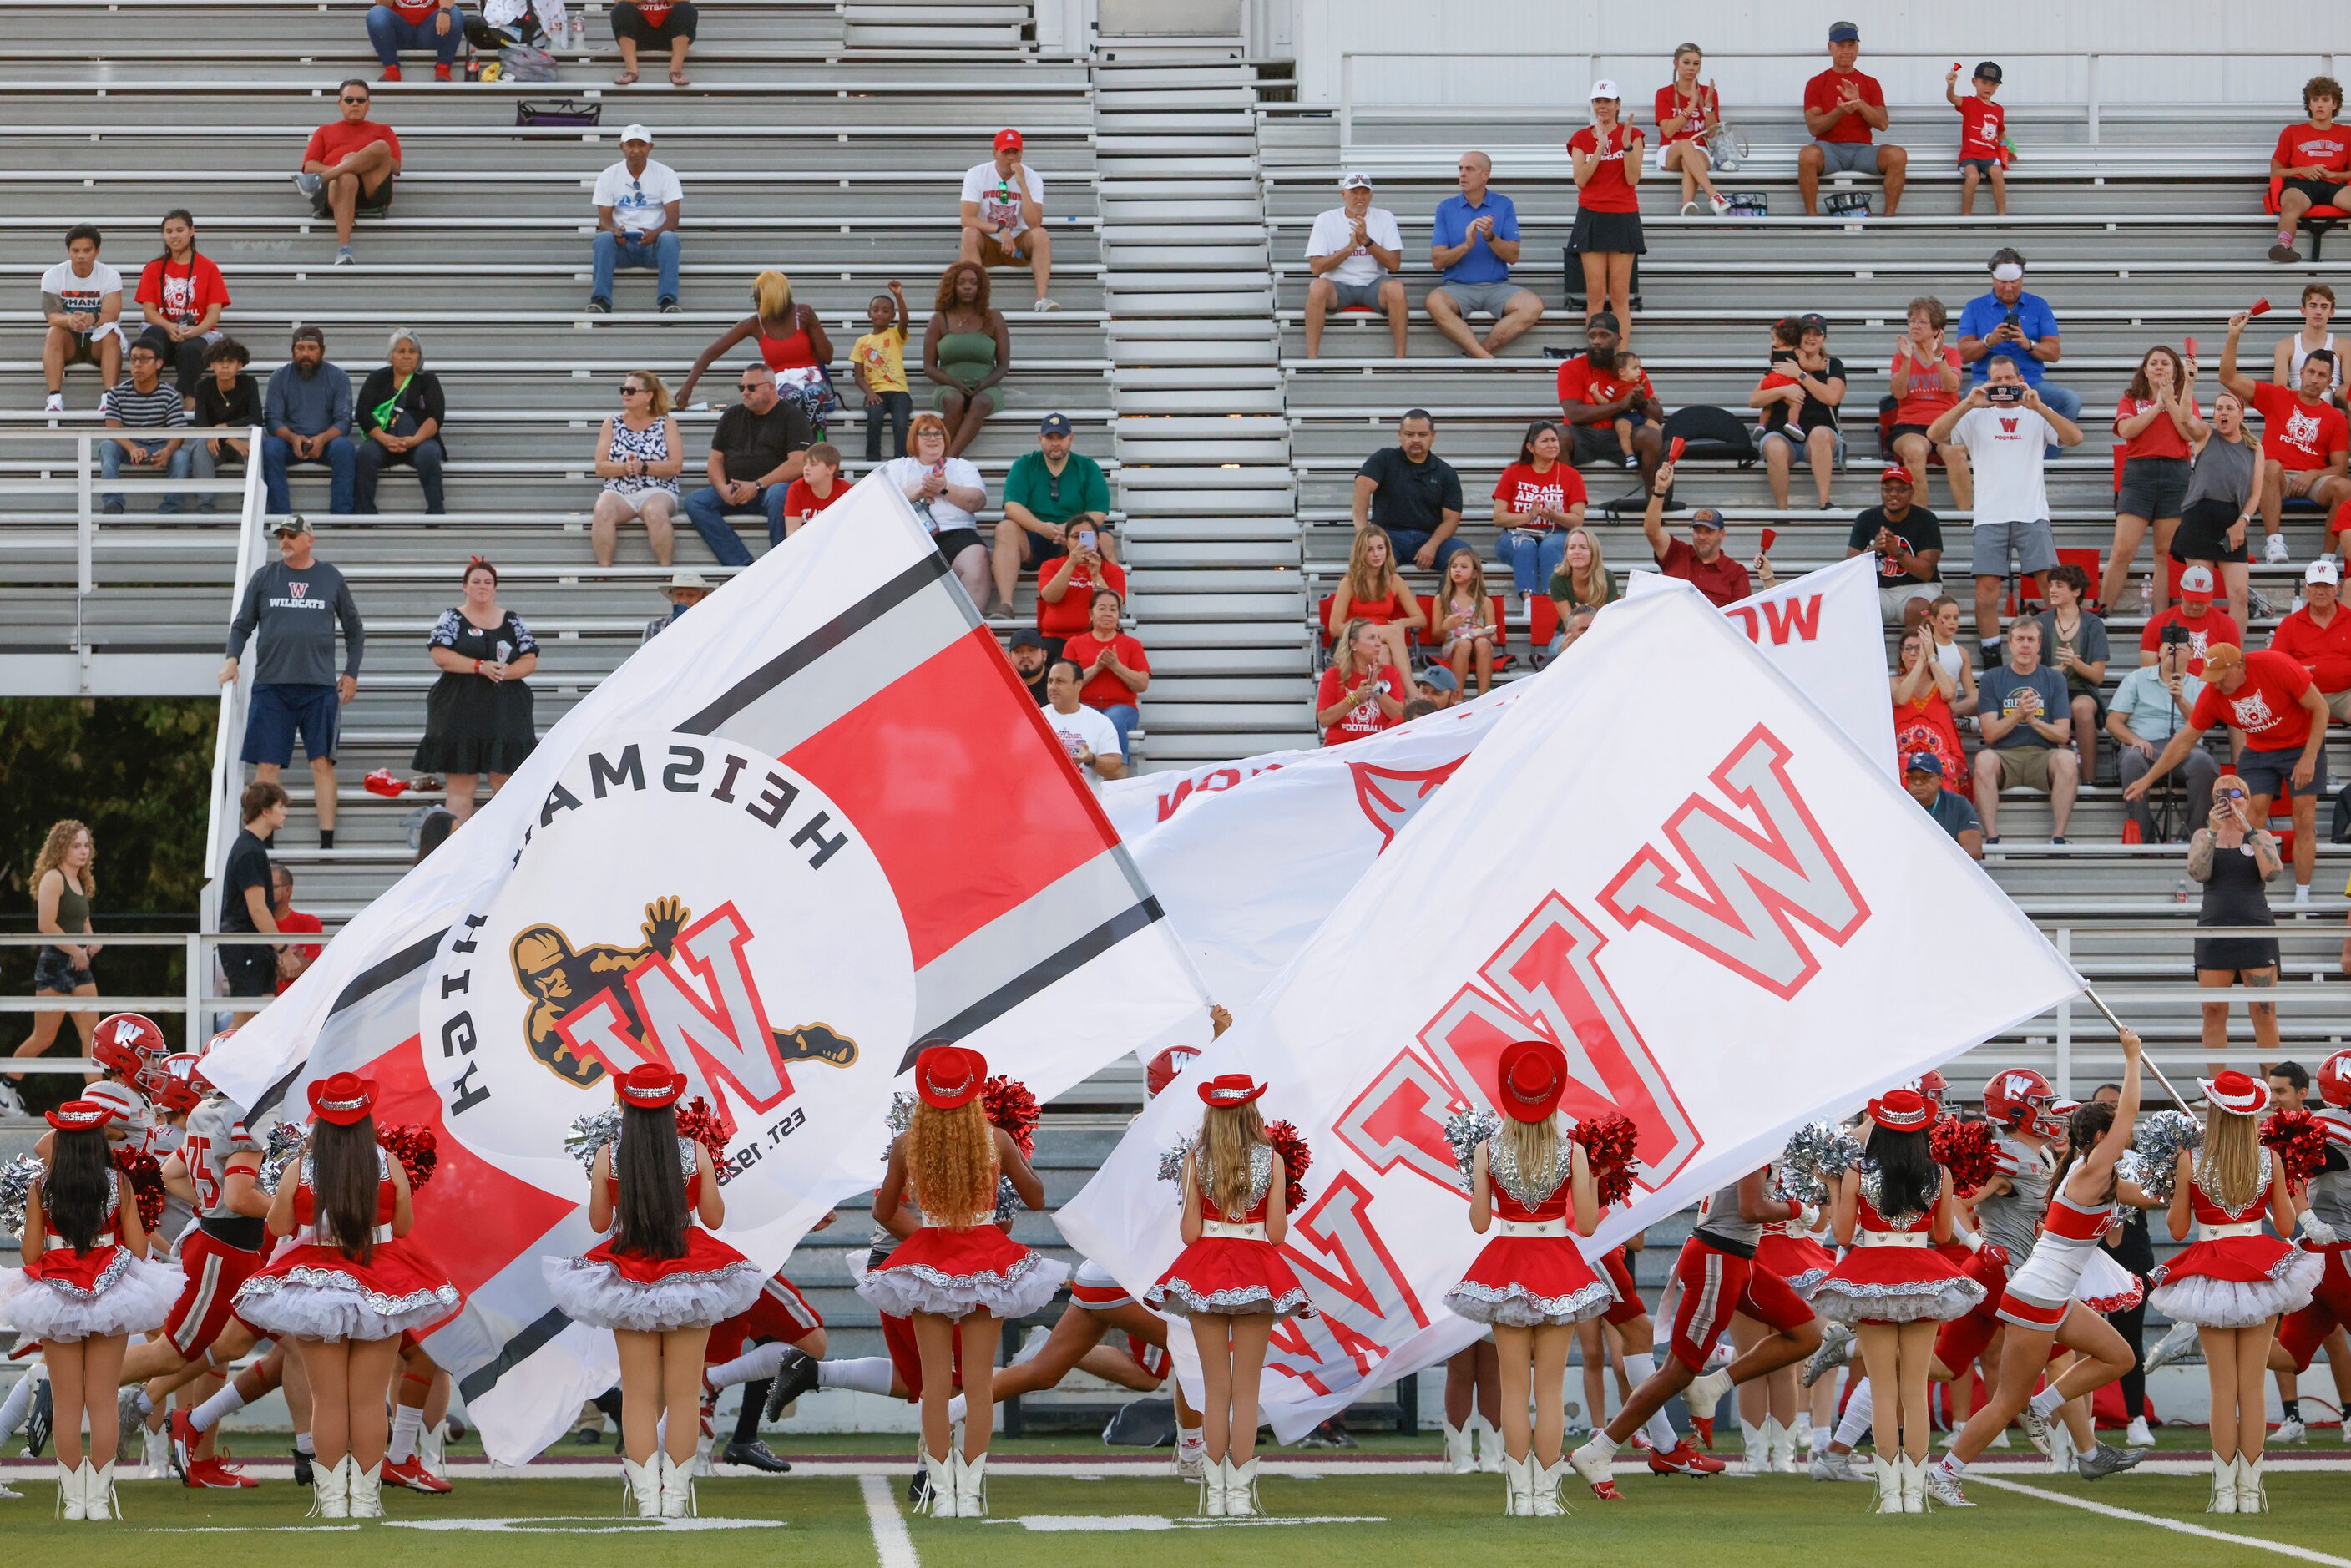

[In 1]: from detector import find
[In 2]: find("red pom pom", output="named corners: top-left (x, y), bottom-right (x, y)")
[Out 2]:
top-left (2263, 1108), bottom-right (2328, 1189)
top-left (1931, 1116), bottom-right (2000, 1199)
top-left (1573, 1114), bottom-right (1640, 1209)
top-left (109, 1148), bottom-right (165, 1232)
top-left (1265, 1120), bottom-right (1312, 1209)
top-left (982, 1075), bottom-right (1041, 1159)
top-left (377, 1124), bottom-right (440, 1192)
top-left (675, 1098), bottom-right (730, 1161)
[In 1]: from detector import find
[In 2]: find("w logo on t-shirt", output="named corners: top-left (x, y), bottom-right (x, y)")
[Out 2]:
top-left (1997, 417), bottom-right (2020, 435)
top-left (288, 581), bottom-right (308, 598)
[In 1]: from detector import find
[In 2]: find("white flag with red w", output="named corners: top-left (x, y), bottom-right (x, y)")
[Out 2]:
top-left (1057, 584), bottom-right (2075, 1440)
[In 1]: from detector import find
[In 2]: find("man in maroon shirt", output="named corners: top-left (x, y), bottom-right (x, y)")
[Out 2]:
top-left (1798, 21), bottom-right (1907, 216)
top-left (1641, 461), bottom-right (1767, 607)
top-left (2271, 558), bottom-right (2351, 721)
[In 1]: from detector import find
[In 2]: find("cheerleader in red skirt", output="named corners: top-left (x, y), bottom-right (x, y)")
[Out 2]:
top-left (0, 1100), bottom-right (178, 1520)
top-left (544, 1064), bottom-right (761, 1518)
top-left (862, 1044), bottom-right (1064, 1518)
top-left (232, 1074), bottom-right (460, 1520)
top-left (1811, 1089), bottom-right (1985, 1514)
top-left (1147, 1073), bottom-right (1311, 1517)
top-left (1441, 1040), bottom-right (1611, 1517)
top-left (1744, 1166), bottom-right (1838, 1474)
top-left (2150, 1070), bottom-right (2323, 1514)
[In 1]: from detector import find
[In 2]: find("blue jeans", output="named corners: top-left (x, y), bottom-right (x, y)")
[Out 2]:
top-left (1097, 703), bottom-right (1140, 761)
top-left (684, 483), bottom-right (788, 566)
top-left (353, 434), bottom-right (447, 513)
top-left (1385, 527), bottom-right (1470, 572)
top-left (366, 4), bottom-right (465, 66)
top-left (99, 438), bottom-right (191, 511)
top-left (1492, 528), bottom-right (1566, 598)
top-left (592, 230), bottom-right (682, 305)
top-left (262, 433), bottom-right (356, 514)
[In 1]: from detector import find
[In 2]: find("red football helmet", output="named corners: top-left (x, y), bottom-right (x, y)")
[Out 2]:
top-left (205, 1028), bottom-right (238, 1054)
top-left (149, 1053), bottom-right (210, 1114)
top-left (92, 1012), bottom-right (169, 1078)
top-left (1144, 1044), bottom-right (1201, 1100)
top-left (1983, 1067), bottom-right (2066, 1138)
top-left (1914, 1070), bottom-right (1949, 1108)
top-left (2318, 1049), bottom-right (2351, 1110)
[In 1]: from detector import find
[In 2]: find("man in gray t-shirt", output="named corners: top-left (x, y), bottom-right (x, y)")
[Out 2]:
top-left (221, 514), bottom-right (364, 848)
top-left (1970, 618), bottom-right (2076, 845)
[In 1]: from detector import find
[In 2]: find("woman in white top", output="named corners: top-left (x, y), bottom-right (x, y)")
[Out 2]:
top-left (1925, 595), bottom-right (1979, 716)
top-left (2270, 282), bottom-right (2346, 412)
top-left (591, 369), bottom-right (684, 568)
top-left (883, 412), bottom-right (989, 602)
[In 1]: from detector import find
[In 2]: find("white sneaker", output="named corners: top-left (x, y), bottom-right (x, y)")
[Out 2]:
top-left (2294, 883), bottom-right (2313, 908)
top-left (2018, 1399), bottom-right (2054, 1457)
top-left (2267, 533), bottom-right (2292, 565)
top-left (2126, 1417), bottom-right (2155, 1448)
top-left (1810, 1449), bottom-right (1873, 1483)
top-left (1923, 1462), bottom-right (1975, 1508)
top-left (0, 1077), bottom-right (28, 1118)
top-left (1711, 193), bottom-right (1732, 216)
top-left (293, 171), bottom-right (323, 199)
top-left (43, 392), bottom-right (63, 414)
top-left (1681, 200), bottom-right (1703, 217)
top-left (2144, 1319), bottom-right (2201, 1374)
top-left (335, 245), bottom-right (356, 266)
top-left (2274, 1417), bottom-right (2308, 1444)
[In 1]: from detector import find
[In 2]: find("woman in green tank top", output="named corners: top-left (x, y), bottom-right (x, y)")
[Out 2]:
top-left (4, 819), bottom-right (103, 1110)
top-left (925, 261), bottom-right (1012, 458)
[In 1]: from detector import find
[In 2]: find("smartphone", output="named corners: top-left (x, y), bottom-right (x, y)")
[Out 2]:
top-left (1986, 382), bottom-right (2025, 405)
top-left (1758, 528), bottom-right (1777, 554)
top-left (1667, 436), bottom-right (1686, 463)
top-left (1074, 527), bottom-right (1096, 551)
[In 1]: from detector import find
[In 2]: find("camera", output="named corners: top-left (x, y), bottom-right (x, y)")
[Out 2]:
top-left (2159, 623), bottom-right (2192, 647)
top-left (1985, 382), bottom-right (2025, 405)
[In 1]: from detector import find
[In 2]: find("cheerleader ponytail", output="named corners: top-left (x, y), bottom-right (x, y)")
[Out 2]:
top-left (311, 1113), bottom-right (382, 1262)
top-left (1501, 1111), bottom-right (1561, 1187)
top-left (44, 1125), bottom-right (111, 1252)
top-left (1200, 1101), bottom-right (1268, 1218)
top-left (2200, 1105), bottom-right (2260, 1211)
top-left (2048, 1099), bottom-right (2116, 1204)
top-left (614, 1101), bottom-right (689, 1261)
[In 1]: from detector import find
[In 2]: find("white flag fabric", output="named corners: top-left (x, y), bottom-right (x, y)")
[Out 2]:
top-left (201, 475), bottom-right (1210, 1463)
top-left (1103, 554), bottom-right (1893, 1009)
top-left (1056, 584), bottom-right (2077, 1442)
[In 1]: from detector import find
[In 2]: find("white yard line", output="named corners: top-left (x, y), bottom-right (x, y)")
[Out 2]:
top-left (1969, 1474), bottom-right (2351, 1567)
top-left (861, 1473), bottom-right (921, 1568)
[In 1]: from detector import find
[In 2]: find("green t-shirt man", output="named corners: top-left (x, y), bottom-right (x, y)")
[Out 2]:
top-left (1003, 447), bottom-right (1110, 536)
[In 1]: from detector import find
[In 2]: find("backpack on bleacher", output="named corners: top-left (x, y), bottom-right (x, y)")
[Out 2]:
top-left (1660, 404), bottom-right (1758, 468)
top-left (1823, 191), bottom-right (1872, 219)
top-left (1721, 191), bottom-right (1770, 217)
top-left (464, 14), bottom-right (559, 82)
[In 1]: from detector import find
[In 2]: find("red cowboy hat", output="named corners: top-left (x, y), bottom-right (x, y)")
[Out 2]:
top-left (1145, 1044), bottom-right (1201, 1100)
top-left (1197, 1072), bottom-right (1267, 1109)
top-left (306, 1072), bottom-right (377, 1126)
top-left (44, 1100), bottom-right (115, 1132)
top-left (1495, 1039), bottom-right (1568, 1123)
top-left (915, 1044), bottom-right (987, 1110)
top-left (614, 1063), bottom-right (687, 1110)
top-left (2198, 1070), bottom-right (2269, 1117)
top-left (1867, 1088), bottom-right (1934, 1131)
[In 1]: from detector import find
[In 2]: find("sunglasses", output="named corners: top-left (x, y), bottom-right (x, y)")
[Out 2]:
top-left (621, 383), bottom-right (649, 396)
top-left (341, 94), bottom-right (369, 104)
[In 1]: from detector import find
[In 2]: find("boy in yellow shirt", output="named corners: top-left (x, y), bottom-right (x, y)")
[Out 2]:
top-left (852, 280), bottom-right (912, 461)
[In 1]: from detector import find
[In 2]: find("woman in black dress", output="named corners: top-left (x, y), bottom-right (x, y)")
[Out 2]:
top-left (2190, 773), bottom-right (2281, 1073)
top-left (412, 559), bottom-right (537, 821)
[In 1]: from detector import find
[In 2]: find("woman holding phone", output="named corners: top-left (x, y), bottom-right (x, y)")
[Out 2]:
top-left (2188, 775), bottom-right (2283, 1073)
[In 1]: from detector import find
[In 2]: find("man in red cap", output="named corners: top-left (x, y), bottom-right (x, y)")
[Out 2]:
top-left (1846, 463), bottom-right (1944, 625)
top-left (961, 129), bottom-right (1055, 311)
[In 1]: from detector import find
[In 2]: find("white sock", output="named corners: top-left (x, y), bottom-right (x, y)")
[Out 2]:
top-left (2028, 1387), bottom-right (2063, 1420)
top-left (1583, 1429), bottom-right (1620, 1457)
top-left (1834, 1381), bottom-right (1874, 1448)
top-left (295, 1432), bottom-right (315, 1456)
top-left (133, 1389), bottom-right (154, 1418)
top-left (0, 1374), bottom-right (33, 1443)
top-left (706, 1342), bottom-right (790, 1391)
top-left (1178, 1424), bottom-right (1206, 1454)
top-left (190, 1379), bottom-right (250, 1436)
top-left (1939, 1453), bottom-right (1968, 1478)
top-left (388, 1406), bottom-right (422, 1465)
top-left (1619, 1353), bottom-right (1679, 1449)
top-left (947, 1392), bottom-right (968, 1424)
top-left (815, 1357), bottom-right (897, 1397)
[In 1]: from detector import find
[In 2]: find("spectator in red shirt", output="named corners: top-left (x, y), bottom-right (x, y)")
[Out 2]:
top-left (365, 1), bottom-right (463, 83)
top-left (1490, 422), bottom-right (1588, 612)
top-left (1554, 312), bottom-right (1662, 493)
top-left (2220, 307), bottom-right (2351, 564)
top-left (2268, 75), bottom-right (2349, 265)
top-left (2127, 643), bottom-right (2331, 903)
top-left (1328, 523), bottom-right (1425, 680)
top-left (294, 79), bottom-right (402, 266)
top-left (1888, 296), bottom-right (1970, 509)
top-left (1798, 22), bottom-right (1906, 217)
top-left (1316, 617), bottom-right (1407, 746)
top-left (1566, 83), bottom-right (1646, 331)
top-left (134, 210), bottom-right (230, 397)
top-left (1037, 530), bottom-right (1125, 647)
top-left (2269, 559), bottom-right (2351, 724)
top-left (1656, 43), bottom-right (1730, 216)
top-left (269, 863), bottom-right (325, 994)
top-left (2139, 564), bottom-right (2243, 677)
top-left (779, 442), bottom-right (846, 537)
top-left (1059, 588), bottom-right (1149, 761)
top-left (2101, 344), bottom-right (2202, 614)
top-left (612, 1), bottom-right (699, 89)
top-left (1641, 460), bottom-right (1765, 607)
top-left (1944, 62), bottom-right (2008, 216)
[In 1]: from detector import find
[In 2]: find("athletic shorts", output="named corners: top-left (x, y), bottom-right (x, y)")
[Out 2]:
top-left (1428, 280), bottom-right (1526, 317)
top-left (2235, 741), bottom-right (2327, 804)
top-left (241, 680), bottom-right (340, 766)
top-left (704, 1274), bottom-right (823, 1364)
top-left (1568, 422), bottom-right (1628, 466)
top-left (1812, 140), bottom-right (1881, 175)
top-left (165, 1228), bottom-right (265, 1358)
top-left (1600, 1246), bottom-right (1646, 1326)
top-left (1666, 1237), bottom-right (1811, 1372)
top-left (1322, 279), bottom-right (1390, 311)
top-left (1125, 1333), bottom-right (1172, 1382)
top-left (2283, 176), bottom-right (2351, 210)
top-left (880, 1310), bottom-right (962, 1404)
top-left (1069, 1257), bottom-right (1136, 1312)
top-left (1932, 1247), bottom-right (2012, 1371)
top-left (1971, 517), bottom-right (2059, 578)
top-left (2277, 1247), bottom-right (2351, 1370)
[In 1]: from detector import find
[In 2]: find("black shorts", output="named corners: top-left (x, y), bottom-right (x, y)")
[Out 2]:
top-left (2283, 176), bottom-right (2351, 212)
top-left (2118, 455), bottom-right (2191, 520)
top-left (1567, 208), bottom-right (1646, 256)
top-left (33, 946), bottom-right (93, 993)
top-left (612, 1), bottom-right (699, 42)
top-left (220, 945), bottom-right (277, 999)
top-left (933, 526), bottom-right (983, 564)
top-left (311, 173), bottom-right (395, 218)
top-left (1567, 422), bottom-right (1624, 464)
top-left (2172, 497), bottom-right (2249, 563)
top-left (1887, 422), bottom-right (1939, 450)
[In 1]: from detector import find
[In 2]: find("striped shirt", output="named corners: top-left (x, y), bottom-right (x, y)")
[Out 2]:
top-left (101, 378), bottom-right (189, 431)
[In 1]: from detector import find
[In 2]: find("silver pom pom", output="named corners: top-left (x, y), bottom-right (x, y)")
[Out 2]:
top-left (1777, 1120), bottom-right (1863, 1208)
top-left (1157, 1139), bottom-right (1195, 1187)
top-left (0, 1151), bottom-right (40, 1237)
top-left (1443, 1107), bottom-right (1500, 1184)
top-left (564, 1109), bottom-right (623, 1171)
top-left (2130, 1110), bottom-right (2201, 1202)
top-left (878, 1091), bottom-right (916, 1162)
top-left (993, 1173), bottom-right (1020, 1225)
top-left (256, 1122), bottom-right (306, 1196)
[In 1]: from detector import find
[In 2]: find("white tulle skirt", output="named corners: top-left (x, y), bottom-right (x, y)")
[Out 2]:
top-left (542, 1253), bottom-right (766, 1333)
top-left (2149, 1251), bottom-right (2324, 1330)
top-left (235, 1264), bottom-right (462, 1343)
top-left (0, 1253), bottom-right (180, 1342)
top-left (856, 1226), bottom-right (1070, 1321)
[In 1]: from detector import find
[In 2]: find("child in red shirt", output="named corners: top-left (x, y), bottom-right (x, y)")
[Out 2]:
top-left (1946, 63), bottom-right (2009, 215)
top-left (781, 442), bottom-right (846, 536)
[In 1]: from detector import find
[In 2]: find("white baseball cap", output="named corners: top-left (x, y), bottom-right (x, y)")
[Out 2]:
top-left (619, 124), bottom-right (655, 144)
top-left (1338, 171), bottom-right (1373, 190)
top-left (1990, 261), bottom-right (2025, 281)
top-left (2308, 558), bottom-right (2342, 586)
top-left (2178, 564), bottom-right (2217, 594)
top-left (1590, 79), bottom-right (1621, 100)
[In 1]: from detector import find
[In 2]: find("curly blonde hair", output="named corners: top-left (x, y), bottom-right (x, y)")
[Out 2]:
top-left (1199, 1102), bottom-right (1268, 1218)
top-left (32, 819), bottom-right (94, 902)
top-left (908, 1099), bottom-right (995, 1228)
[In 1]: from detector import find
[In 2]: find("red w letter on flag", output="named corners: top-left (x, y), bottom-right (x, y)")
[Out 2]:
top-left (1597, 726), bottom-right (1868, 1000)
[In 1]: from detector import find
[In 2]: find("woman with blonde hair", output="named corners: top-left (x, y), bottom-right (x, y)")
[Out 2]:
top-left (862, 1044), bottom-right (1060, 1516)
top-left (1316, 616), bottom-right (1408, 746)
top-left (2149, 1070), bottom-right (2323, 1512)
top-left (3, 821), bottom-right (102, 1113)
top-left (882, 412), bottom-right (991, 602)
top-left (1547, 526), bottom-right (1617, 615)
top-left (678, 270), bottom-right (837, 423)
top-left (1327, 523), bottom-right (1424, 679)
top-left (592, 369), bottom-right (684, 566)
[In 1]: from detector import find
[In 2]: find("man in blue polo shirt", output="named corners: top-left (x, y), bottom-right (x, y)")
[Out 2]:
top-left (1425, 150), bottom-right (1545, 359)
top-left (1957, 247), bottom-right (2080, 453)
top-left (1903, 751), bottom-right (1983, 859)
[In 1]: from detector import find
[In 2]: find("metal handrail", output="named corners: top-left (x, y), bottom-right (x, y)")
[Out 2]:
top-left (200, 439), bottom-right (265, 1028)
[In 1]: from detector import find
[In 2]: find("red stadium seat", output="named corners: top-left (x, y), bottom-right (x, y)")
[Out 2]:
top-left (2268, 175), bottom-right (2348, 260)
top-left (2009, 548), bottom-right (2102, 614)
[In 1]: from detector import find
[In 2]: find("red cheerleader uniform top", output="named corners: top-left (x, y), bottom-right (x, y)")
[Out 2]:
top-left (25, 1173), bottom-right (127, 1285)
top-left (1486, 1136), bottom-right (1573, 1230)
top-left (293, 1160), bottom-right (397, 1242)
top-left (604, 1139), bottom-right (704, 1209)
top-left (1853, 1181), bottom-right (1934, 1242)
top-left (2039, 1185), bottom-right (2117, 1243)
top-left (2187, 1151), bottom-right (2273, 1233)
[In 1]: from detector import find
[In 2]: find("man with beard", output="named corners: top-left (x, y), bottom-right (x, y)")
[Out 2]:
top-left (1005, 628), bottom-right (1050, 703)
top-left (261, 325), bottom-right (355, 515)
top-left (1555, 311), bottom-right (1664, 499)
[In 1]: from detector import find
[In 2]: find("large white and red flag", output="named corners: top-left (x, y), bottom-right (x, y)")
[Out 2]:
top-left (1102, 554), bottom-right (1894, 1009)
top-left (200, 477), bottom-right (1210, 1463)
top-left (1057, 584), bottom-right (2076, 1440)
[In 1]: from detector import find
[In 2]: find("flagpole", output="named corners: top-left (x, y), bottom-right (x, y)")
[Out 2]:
top-left (2081, 984), bottom-right (2190, 1108)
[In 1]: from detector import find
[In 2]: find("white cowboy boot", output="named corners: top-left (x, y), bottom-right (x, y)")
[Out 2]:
top-left (1199, 1453), bottom-right (1227, 1515)
top-left (1532, 1459), bottom-right (1569, 1518)
top-left (2237, 1454), bottom-right (2268, 1515)
top-left (1228, 1456), bottom-right (1263, 1516)
top-left (1874, 1455), bottom-right (1902, 1515)
top-left (420, 1418), bottom-right (447, 1475)
top-left (1772, 1418), bottom-right (1802, 1474)
top-left (1499, 1452), bottom-right (1531, 1516)
top-left (2208, 1454), bottom-right (2239, 1514)
top-left (1443, 1420), bottom-right (1474, 1474)
top-left (1899, 1455), bottom-right (1927, 1514)
top-left (659, 1451), bottom-right (695, 1518)
top-left (921, 1450), bottom-right (957, 1517)
top-left (56, 1459), bottom-right (84, 1521)
top-left (313, 1452), bottom-right (351, 1519)
top-left (348, 1459), bottom-right (384, 1519)
top-left (1739, 1419), bottom-right (1766, 1474)
top-left (622, 1456), bottom-right (660, 1518)
top-left (1469, 1413), bottom-right (1503, 1473)
top-left (953, 1450), bottom-right (988, 1517)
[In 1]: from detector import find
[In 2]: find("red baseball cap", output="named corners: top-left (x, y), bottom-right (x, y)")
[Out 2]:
top-left (916, 1044), bottom-right (988, 1109)
top-left (994, 128), bottom-right (1023, 153)
top-left (1878, 465), bottom-right (1914, 487)
top-left (307, 1072), bottom-right (377, 1126)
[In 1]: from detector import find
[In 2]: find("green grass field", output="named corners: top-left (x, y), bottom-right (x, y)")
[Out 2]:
top-left (5, 1439), bottom-right (2348, 1568)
